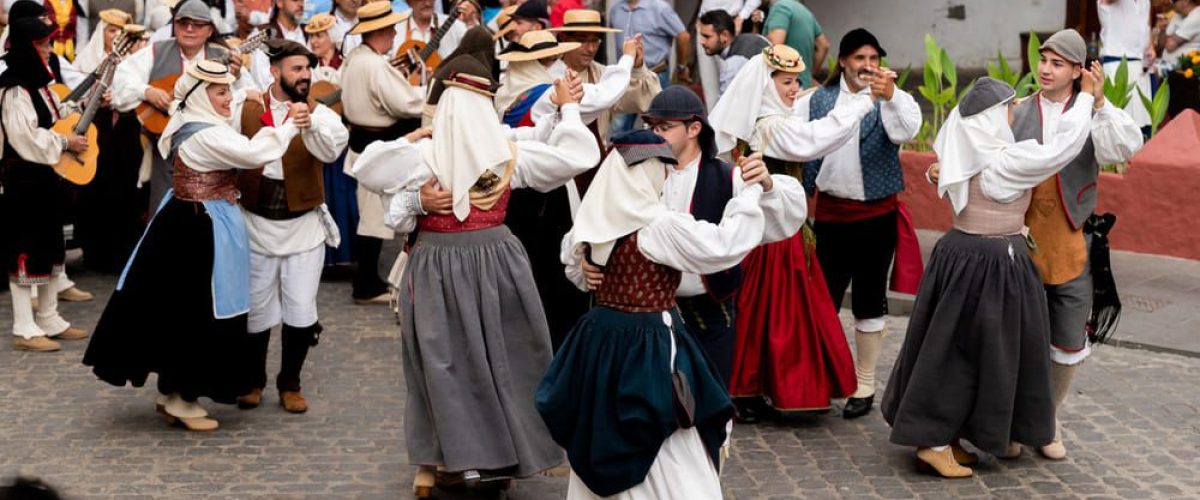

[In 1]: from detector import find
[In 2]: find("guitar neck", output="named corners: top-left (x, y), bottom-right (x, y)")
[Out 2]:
top-left (416, 11), bottom-right (460, 61)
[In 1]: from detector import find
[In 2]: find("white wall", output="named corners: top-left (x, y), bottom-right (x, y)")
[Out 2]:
top-left (803, 0), bottom-right (1066, 70)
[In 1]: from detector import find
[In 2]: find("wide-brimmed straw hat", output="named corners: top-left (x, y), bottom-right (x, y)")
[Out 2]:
top-left (99, 8), bottom-right (132, 27)
top-left (549, 10), bottom-right (619, 34)
top-left (305, 12), bottom-right (337, 34)
top-left (189, 59), bottom-right (237, 84)
top-left (497, 30), bottom-right (580, 62)
top-left (763, 44), bottom-right (805, 74)
top-left (492, 5), bottom-right (519, 40)
top-left (349, 2), bottom-right (410, 35)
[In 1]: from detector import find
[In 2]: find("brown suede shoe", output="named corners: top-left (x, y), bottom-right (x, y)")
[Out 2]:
top-left (51, 327), bottom-right (89, 340)
top-left (950, 440), bottom-right (979, 465)
top-left (280, 391), bottom-right (308, 413)
top-left (236, 388), bottom-right (263, 409)
top-left (58, 287), bottom-right (94, 302)
top-left (13, 336), bottom-right (61, 352)
top-left (916, 447), bottom-right (973, 478)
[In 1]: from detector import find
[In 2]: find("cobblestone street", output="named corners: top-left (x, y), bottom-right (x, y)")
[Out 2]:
top-left (1, 271), bottom-right (1198, 499)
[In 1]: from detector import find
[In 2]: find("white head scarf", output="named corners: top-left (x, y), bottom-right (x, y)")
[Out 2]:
top-left (427, 85), bottom-right (514, 221)
top-left (74, 21), bottom-right (111, 74)
top-left (708, 53), bottom-right (793, 154)
top-left (934, 92), bottom-right (1016, 215)
top-left (571, 149), bottom-right (671, 266)
top-left (493, 59), bottom-right (553, 115)
top-left (157, 64), bottom-right (234, 158)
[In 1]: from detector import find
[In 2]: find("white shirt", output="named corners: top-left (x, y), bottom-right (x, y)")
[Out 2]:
top-left (333, 8), bottom-right (362, 55)
top-left (792, 76), bottom-right (922, 200)
top-left (1036, 93), bottom-right (1144, 167)
top-left (249, 24), bottom-right (307, 90)
top-left (698, 0), bottom-right (760, 20)
top-left (1165, 8), bottom-right (1200, 61)
top-left (390, 15), bottom-right (468, 61)
top-left (232, 89), bottom-right (349, 256)
top-left (662, 155), bottom-right (807, 297)
top-left (1098, 0), bottom-right (1151, 59)
top-left (111, 43), bottom-right (257, 112)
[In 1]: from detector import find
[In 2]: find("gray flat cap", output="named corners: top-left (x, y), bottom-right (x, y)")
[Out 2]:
top-left (175, 0), bottom-right (213, 23)
top-left (959, 77), bottom-right (1015, 118)
top-left (1040, 29), bottom-right (1086, 65)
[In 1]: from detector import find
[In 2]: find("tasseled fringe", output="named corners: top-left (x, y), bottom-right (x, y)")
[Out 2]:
top-left (1085, 213), bottom-right (1122, 345)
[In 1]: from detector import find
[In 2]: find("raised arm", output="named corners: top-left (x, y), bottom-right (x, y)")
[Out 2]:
top-left (111, 47), bottom-right (153, 112)
top-left (979, 93), bottom-right (1095, 203)
top-left (760, 94), bottom-right (874, 161)
top-left (302, 104), bottom-right (350, 163)
top-left (177, 122), bottom-right (301, 171)
top-left (1090, 99), bottom-right (1144, 165)
top-left (510, 103), bottom-right (601, 192)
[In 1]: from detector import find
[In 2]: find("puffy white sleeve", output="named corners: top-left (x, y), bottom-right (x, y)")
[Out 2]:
top-left (559, 232), bottom-right (590, 292)
top-left (1090, 99), bottom-right (1144, 165)
top-left (979, 94), bottom-right (1096, 203)
top-left (352, 136), bottom-right (434, 232)
top-left (637, 186), bottom-right (767, 274)
top-left (510, 104), bottom-right (601, 192)
top-left (177, 122), bottom-right (300, 171)
top-left (574, 56), bottom-right (634, 123)
top-left (762, 95), bottom-right (873, 161)
top-left (0, 88), bottom-right (63, 166)
top-left (881, 89), bottom-right (923, 144)
top-left (504, 110), bottom-right (559, 142)
top-left (613, 61), bottom-right (661, 115)
top-left (751, 174), bottom-right (807, 243)
top-left (111, 47), bottom-right (153, 112)
top-left (371, 58), bottom-right (426, 118)
top-left (302, 104), bottom-right (350, 163)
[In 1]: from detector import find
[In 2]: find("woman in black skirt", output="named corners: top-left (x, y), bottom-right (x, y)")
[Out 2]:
top-left (83, 61), bottom-right (306, 431)
top-left (880, 76), bottom-right (1101, 477)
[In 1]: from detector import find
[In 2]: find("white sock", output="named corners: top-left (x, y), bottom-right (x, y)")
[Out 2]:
top-left (9, 283), bottom-right (45, 339)
top-left (853, 330), bottom-right (883, 398)
top-left (34, 278), bottom-right (70, 335)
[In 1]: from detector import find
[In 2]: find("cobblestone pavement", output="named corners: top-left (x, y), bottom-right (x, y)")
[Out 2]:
top-left (1, 271), bottom-right (1198, 499)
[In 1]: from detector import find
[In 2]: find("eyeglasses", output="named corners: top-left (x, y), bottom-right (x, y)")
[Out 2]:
top-left (174, 19), bottom-right (211, 31)
top-left (646, 121), bottom-right (684, 133)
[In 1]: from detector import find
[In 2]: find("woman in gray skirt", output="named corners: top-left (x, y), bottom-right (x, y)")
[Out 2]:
top-left (352, 59), bottom-right (599, 495)
top-left (880, 75), bottom-right (1101, 478)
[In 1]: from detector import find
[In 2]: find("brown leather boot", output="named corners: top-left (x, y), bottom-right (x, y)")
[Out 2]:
top-left (13, 336), bottom-right (61, 352)
top-left (236, 388), bottom-right (262, 409)
top-left (280, 391), bottom-right (308, 413)
top-left (916, 447), bottom-right (973, 478)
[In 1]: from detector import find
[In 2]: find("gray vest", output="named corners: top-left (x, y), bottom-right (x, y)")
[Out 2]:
top-left (726, 34), bottom-right (769, 60)
top-left (149, 40), bottom-right (227, 81)
top-left (1011, 93), bottom-right (1098, 230)
top-left (87, 0), bottom-right (138, 35)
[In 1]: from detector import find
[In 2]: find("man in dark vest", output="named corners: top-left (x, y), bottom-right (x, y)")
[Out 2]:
top-left (1014, 29), bottom-right (1142, 460)
top-left (636, 85), bottom-right (807, 387)
top-left (248, 0), bottom-right (308, 89)
top-left (234, 40), bottom-right (348, 413)
top-left (111, 0), bottom-right (253, 212)
top-left (799, 28), bottom-right (924, 420)
top-left (697, 9), bottom-right (768, 100)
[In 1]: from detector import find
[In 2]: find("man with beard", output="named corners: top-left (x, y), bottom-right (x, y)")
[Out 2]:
top-left (697, 9), bottom-right (768, 100)
top-left (330, 0), bottom-right (362, 54)
top-left (798, 28), bottom-right (923, 420)
top-left (234, 39), bottom-right (349, 413)
top-left (249, 0), bottom-right (307, 89)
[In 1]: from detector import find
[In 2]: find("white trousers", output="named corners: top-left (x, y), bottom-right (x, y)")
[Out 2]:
top-left (248, 245), bottom-right (325, 333)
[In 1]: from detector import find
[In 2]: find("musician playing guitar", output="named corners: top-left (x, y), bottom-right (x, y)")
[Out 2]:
top-left (110, 0), bottom-right (254, 211)
top-left (248, 0), bottom-right (308, 90)
top-left (391, 0), bottom-right (466, 73)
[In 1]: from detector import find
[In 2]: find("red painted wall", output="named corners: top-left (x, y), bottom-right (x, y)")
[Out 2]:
top-left (896, 111), bottom-right (1200, 260)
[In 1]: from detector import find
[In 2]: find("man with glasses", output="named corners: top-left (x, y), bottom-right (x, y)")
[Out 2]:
top-left (633, 85), bottom-right (806, 388)
top-left (112, 0), bottom-right (256, 211)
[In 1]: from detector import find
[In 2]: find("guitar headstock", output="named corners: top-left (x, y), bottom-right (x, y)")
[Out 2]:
top-left (236, 27), bottom-right (273, 55)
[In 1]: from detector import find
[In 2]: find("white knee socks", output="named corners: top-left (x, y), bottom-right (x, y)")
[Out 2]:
top-left (853, 330), bottom-right (884, 398)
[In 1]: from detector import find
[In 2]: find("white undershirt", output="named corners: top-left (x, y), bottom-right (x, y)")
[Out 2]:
top-left (1098, 0), bottom-right (1150, 59)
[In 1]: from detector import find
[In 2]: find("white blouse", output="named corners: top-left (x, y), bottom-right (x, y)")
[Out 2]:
top-left (0, 87), bottom-right (67, 166)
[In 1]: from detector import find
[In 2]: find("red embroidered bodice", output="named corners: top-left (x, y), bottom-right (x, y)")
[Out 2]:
top-left (417, 186), bottom-right (512, 233)
top-left (593, 233), bottom-right (681, 313)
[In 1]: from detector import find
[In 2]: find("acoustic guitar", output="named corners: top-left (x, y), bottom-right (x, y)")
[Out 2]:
top-left (136, 29), bottom-right (271, 135)
top-left (64, 25), bottom-right (144, 104)
top-left (307, 80), bottom-right (342, 116)
top-left (391, 8), bottom-right (460, 86)
top-left (49, 31), bottom-right (140, 185)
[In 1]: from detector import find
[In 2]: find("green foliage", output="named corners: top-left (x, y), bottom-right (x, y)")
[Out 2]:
top-left (914, 34), bottom-right (960, 150)
top-left (895, 65), bottom-right (912, 90)
top-left (1103, 58), bottom-right (1133, 110)
top-left (987, 48), bottom-right (1039, 98)
top-left (1138, 79), bottom-right (1171, 136)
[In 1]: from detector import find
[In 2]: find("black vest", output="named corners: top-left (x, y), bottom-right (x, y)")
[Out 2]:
top-left (689, 155), bottom-right (743, 301)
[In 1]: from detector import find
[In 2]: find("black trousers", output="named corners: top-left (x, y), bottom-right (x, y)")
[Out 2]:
top-left (814, 211), bottom-right (897, 320)
top-left (676, 294), bottom-right (736, 388)
top-left (351, 235), bottom-right (389, 299)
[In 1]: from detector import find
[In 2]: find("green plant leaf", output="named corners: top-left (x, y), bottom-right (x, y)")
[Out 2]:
top-left (942, 49), bottom-right (957, 89)
top-left (1137, 85), bottom-right (1153, 117)
top-left (1152, 80), bottom-right (1171, 135)
top-left (896, 64), bottom-right (912, 89)
top-left (988, 61), bottom-right (1000, 80)
top-left (923, 63), bottom-right (937, 91)
top-left (999, 51), bottom-right (1013, 80)
top-left (1027, 31), bottom-right (1041, 74)
top-left (925, 34), bottom-right (942, 76)
top-left (1016, 72), bottom-right (1038, 98)
top-left (935, 87), bottom-right (955, 106)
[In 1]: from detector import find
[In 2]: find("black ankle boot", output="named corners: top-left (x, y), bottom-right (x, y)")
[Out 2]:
top-left (842, 395), bottom-right (874, 419)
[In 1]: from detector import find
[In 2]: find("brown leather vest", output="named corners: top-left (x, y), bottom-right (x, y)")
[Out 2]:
top-left (236, 99), bottom-right (325, 213)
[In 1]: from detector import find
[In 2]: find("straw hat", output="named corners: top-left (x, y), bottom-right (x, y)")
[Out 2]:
top-left (305, 12), bottom-right (337, 34)
top-left (123, 23), bottom-right (148, 39)
top-left (497, 30), bottom-right (580, 62)
top-left (189, 59), bottom-right (237, 84)
top-left (763, 44), bottom-right (805, 74)
top-left (99, 8), bottom-right (132, 27)
top-left (548, 10), bottom-right (619, 34)
top-left (349, 2), bottom-right (410, 35)
top-left (492, 5), bottom-right (519, 40)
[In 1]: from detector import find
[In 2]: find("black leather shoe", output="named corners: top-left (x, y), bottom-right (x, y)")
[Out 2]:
top-left (842, 395), bottom-right (874, 419)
